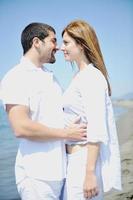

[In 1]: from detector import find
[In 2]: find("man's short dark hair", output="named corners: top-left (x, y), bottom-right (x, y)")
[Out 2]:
top-left (21, 22), bottom-right (56, 54)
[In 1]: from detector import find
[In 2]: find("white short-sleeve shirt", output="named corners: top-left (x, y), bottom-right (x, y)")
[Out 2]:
top-left (1, 57), bottom-right (66, 183)
top-left (62, 63), bottom-right (122, 192)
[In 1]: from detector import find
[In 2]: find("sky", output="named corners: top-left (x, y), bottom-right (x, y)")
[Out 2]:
top-left (0, 0), bottom-right (132, 98)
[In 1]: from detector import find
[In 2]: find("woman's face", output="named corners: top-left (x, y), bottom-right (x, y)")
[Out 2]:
top-left (61, 32), bottom-right (82, 62)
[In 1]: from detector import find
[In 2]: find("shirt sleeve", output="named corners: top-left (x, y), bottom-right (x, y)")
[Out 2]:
top-left (78, 70), bottom-right (109, 144)
top-left (1, 72), bottom-right (29, 107)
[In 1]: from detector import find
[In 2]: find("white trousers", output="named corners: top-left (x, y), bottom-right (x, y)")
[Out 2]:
top-left (63, 147), bottom-right (103, 200)
top-left (17, 177), bottom-right (64, 200)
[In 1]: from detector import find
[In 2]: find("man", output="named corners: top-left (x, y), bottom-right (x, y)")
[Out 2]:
top-left (1, 23), bottom-right (87, 199)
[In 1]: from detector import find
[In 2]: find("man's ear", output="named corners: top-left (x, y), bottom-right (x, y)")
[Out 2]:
top-left (32, 37), bottom-right (41, 48)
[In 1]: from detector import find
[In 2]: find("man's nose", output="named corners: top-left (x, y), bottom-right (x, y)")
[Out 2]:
top-left (55, 45), bottom-right (59, 51)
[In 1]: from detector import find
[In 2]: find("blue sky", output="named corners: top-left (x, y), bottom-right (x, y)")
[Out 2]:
top-left (0, 0), bottom-right (132, 98)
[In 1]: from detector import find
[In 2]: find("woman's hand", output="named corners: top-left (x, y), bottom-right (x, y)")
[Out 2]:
top-left (83, 171), bottom-right (99, 199)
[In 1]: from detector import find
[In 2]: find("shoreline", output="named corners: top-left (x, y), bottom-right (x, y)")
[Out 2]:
top-left (104, 103), bottom-right (133, 200)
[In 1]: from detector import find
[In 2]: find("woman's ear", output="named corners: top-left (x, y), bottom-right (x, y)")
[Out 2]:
top-left (79, 44), bottom-right (84, 51)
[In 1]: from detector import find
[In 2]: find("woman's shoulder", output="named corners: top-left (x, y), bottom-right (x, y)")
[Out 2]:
top-left (78, 64), bottom-right (107, 87)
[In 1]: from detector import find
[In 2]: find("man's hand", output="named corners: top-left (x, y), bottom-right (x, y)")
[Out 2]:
top-left (65, 116), bottom-right (87, 141)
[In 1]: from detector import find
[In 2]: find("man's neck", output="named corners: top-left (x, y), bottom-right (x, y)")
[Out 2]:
top-left (24, 52), bottom-right (43, 68)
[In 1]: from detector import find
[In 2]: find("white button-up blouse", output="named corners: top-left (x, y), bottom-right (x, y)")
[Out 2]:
top-left (62, 63), bottom-right (122, 192)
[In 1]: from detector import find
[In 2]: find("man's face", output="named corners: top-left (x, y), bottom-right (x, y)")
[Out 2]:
top-left (40, 31), bottom-right (58, 64)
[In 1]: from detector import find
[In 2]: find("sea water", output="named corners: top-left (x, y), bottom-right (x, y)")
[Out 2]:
top-left (0, 103), bottom-right (19, 200)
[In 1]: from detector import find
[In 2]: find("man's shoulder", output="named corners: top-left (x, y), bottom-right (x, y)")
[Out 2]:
top-left (1, 64), bottom-right (26, 89)
top-left (2, 62), bottom-right (26, 82)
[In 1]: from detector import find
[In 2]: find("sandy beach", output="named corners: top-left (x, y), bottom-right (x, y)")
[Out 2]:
top-left (104, 101), bottom-right (133, 200)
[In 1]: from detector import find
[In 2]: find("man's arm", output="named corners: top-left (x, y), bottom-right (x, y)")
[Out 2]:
top-left (6, 104), bottom-right (87, 141)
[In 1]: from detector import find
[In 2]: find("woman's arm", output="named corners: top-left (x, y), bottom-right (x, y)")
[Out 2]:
top-left (83, 143), bottom-right (100, 199)
top-left (79, 70), bottom-right (108, 198)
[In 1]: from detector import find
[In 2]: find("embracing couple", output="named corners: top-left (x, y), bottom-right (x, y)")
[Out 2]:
top-left (0, 21), bottom-right (121, 200)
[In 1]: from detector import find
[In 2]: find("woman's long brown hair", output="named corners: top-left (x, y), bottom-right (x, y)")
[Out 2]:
top-left (62, 20), bottom-right (111, 96)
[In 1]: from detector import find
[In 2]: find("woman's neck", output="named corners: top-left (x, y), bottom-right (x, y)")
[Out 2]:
top-left (75, 51), bottom-right (90, 70)
top-left (76, 59), bottom-right (91, 71)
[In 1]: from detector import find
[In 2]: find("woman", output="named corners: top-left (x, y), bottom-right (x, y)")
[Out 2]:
top-left (61, 20), bottom-right (121, 200)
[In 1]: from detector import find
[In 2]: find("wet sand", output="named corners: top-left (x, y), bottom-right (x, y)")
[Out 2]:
top-left (104, 102), bottom-right (133, 200)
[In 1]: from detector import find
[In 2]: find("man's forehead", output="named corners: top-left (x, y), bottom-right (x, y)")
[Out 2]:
top-left (44, 31), bottom-right (56, 41)
top-left (48, 31), bottom-right (56, 38)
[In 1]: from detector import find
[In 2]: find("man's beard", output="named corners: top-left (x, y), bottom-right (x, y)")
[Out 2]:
top-left (49, 52), bottom-right (56, 63)
top-left (49, 56), bottom-right (56, 63)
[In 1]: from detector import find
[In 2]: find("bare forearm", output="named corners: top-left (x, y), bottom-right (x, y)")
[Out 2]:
top-left (83, 143), bottom-right (100, 199)
top-left (7, 105), bottom-right (87, 141)
top-left (10, 117), bottom-right (87, 142)
top-left (11, 118), bottom-right (66, 141)
top-left (7, 104), bottom-right (66, 141)
top-left (86, 143), bottom-right (100, 173)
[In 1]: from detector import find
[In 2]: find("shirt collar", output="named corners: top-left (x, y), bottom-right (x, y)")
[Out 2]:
top-left (20, 56), bottom-right (54, 83)
top-left (20, 56), bottom-right (49, 72)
